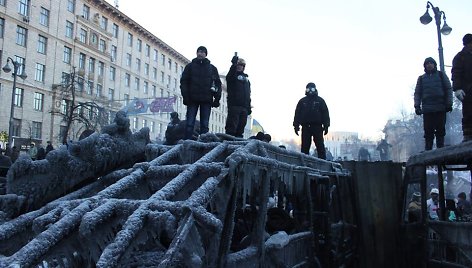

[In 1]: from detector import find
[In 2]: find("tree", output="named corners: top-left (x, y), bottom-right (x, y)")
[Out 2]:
top-left (50, 68), bottom-right (109, 145)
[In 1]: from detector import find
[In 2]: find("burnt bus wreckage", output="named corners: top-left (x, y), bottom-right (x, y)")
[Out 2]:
top-left (0, 113), bottom-right (358, 267)
top-left (401, 141), bottom-right (472, 268)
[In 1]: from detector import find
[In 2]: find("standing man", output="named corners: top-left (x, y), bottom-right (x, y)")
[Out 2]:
top-left (225, 54), bottom-right (251, 138)
top-left (180, 46), bottom-right (222, 139)
top-left (293, 82), bottom-right (330, 159)
top-left (452, 33), bottom-right (472, 142)
top-left (376, 139), bottom-right (392, 161)
top-left (414, 57), bottom-right (453, 150)
top-left (46, 141), bottom-right (54, 155)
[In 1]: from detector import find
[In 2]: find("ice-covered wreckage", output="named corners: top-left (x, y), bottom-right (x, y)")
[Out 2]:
top-left (401, 141), bottom-right (472, 267)
top-left (0, 112), bottom-right (356, 267)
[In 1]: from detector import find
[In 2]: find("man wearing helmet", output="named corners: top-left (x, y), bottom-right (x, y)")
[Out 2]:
top-left (293, 82), bottom-right (330, 159)
top-left (225, 54), bottom-right (251, 138)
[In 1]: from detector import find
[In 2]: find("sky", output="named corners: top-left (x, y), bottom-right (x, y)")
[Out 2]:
top-left (105, 0), bottom-right (471, 142)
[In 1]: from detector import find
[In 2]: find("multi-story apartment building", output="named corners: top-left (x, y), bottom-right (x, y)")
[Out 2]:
top-left (0, 0), bottom-right (231, 149)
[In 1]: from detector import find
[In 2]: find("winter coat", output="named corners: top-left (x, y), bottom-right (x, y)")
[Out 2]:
top-left (180, 58), bottom-right (222, 104)
top-left (226, 64), bottom-right (251, 112)
top-left (452, 46), bottom-right (472, 96)
top-left (414, 70), bottom-right (452, 113)
top-left (293, 94), bottom-right (330, 127)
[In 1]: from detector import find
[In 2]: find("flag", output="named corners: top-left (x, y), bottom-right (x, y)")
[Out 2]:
top-left (122, 98), bottom-right (148, 115)
top-left (149, 97), bottom-right (176, 113)
top-left (251, 119), bottom-right (264, 136)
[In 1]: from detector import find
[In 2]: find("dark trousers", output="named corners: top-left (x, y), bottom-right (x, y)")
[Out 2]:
top-left (301, 124), bottom-right (326, 159)
top-left (185, 102), bottom-right (211, 139)
top-left (423, 112), bottom-right (446, 150)
top-left (225, 106), bottom-right (248, 138)
top-left (462, 96), bottom-right (472, 140)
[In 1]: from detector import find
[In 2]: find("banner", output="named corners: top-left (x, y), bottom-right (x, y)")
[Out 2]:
top-left (149, 97), bottom-right (176, 113)
top-left (122, 98), bottom-right (148, 115)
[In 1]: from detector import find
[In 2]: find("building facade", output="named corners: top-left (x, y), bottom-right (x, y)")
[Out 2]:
top-left (0, 0), bottom-right (233, 149)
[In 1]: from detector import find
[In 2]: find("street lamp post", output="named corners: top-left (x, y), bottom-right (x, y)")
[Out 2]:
top-left (419, 1), bottom-right (452, 73)
top-left (2, 57), bottom-right (27, 147)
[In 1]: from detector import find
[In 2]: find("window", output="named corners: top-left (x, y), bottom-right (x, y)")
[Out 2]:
top-left (0, 0), bottom-right (5, 6)
top-left (112, 23), bottom-right (119, 38)
top-left (33, 92), bottom-right (44, 111)
top-left (143, 81), bottom-right (148, 94)
top-left (161, 54), bottom-right (165, 66)
top-left (152, 85), bottom-right (157, 97)
top-left (175, 62), bottom-right (178, 73)
top-left (100, 16), bottom-right (108, 30)
top-left (61, 99), bottom-right (70, 114)
top-left (14, 87), bottom-right (24, 107)
top-left (88, 57), bottom-right (95, 73)
top-left (150, 121), bottom-right (155, 133)
top-left (111, 45), bottom-right (117, 61)
top-left (39, 7), bottom-right (49, 26)
top-left (145, 44), bottom-right (150, 57)
top-left (18, 0), bottom-right (29, 16)
top-left (79, 28), bottom-right (87, 43)
top-left (152, 68), bottom-right (157, 80)
top-left (35, 63), bottom-right (45, 82)
top-left (96, 84), bottom-right (102, 97)
top-left (67, 0), bottom-right (75, 13)
top-left (16, 26), bottom-right (27, 47)
top-left (142, 119), bottom-right (147, 128)
top-left (82, 4), bottom-right (90, 20)
top-left (32, 122), bottom-right (42, 139)
top-left (99, 39), bottom-right (106, 52)
top-left (78, 53), bottom-right (86, 69)
top-left (167, 75), bottom-right (171, 87)
top-left (160, 71), bottom-right (164, 83)
top-left (124, 94), bottom-right (129, 106)
top-left (63, 46), bottom-right (72, 63)
top-left (144, 63), bottom-right (149, 76)
top-left (153, 49), bottom-right (158, 62)
top-left (137, 39), bottom-right (142, 52)
top-left (168, 58), bottom-right (172, 70)
top-left (65, 21), bottom-right (73, 38)
top-left (134, 77), bottom-right (140, 90)
top-left (59, 126), bottom-right (67, 140)
top-left (133, 118), bottom-right (137, 129)
top-left (108, 88), bottom-right (114, 101)
top-left (98, 61), bottom-right (104, 77)
top-left (0, 18), bottom-right (4, 38)
top-left (62, 72), bottom-right (71, 85)
top-left (12, 119), bottom-right (21, 137)
top-left (174, 78), bottom-right (177, 89)
top-left (126, 53), bottom-right (131, 67)
top-left (136, 58), bottom-right (141, 72)
top-left (125, 73), bottom-right (130, 87)
top-left (90, 33), bottom-right (98, 47)
top-left (109, 66), bottom-right (115, 81)
top-left (86, 80), bottom-right (93, 95)
top-left (15, 56), bottom-right (25, 75)
top-left (37, 35), bottom-right (47, 54)
top-left (127, 33), bottom-right (133, 46)
top-left (77, 77), bottom-right (84, 91)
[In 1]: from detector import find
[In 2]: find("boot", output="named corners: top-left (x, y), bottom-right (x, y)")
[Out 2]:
top-left (425, 138), bottom-right (433, 151)
top-left (436, 136), bottom-right (444, 148)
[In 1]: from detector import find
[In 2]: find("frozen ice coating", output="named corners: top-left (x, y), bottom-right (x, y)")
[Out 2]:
top-left (0, 112), bottom-right (349, 267)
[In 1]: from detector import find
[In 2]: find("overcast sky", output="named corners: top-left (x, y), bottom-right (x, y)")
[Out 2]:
top-left (106, 0), bottom-right (471, 141)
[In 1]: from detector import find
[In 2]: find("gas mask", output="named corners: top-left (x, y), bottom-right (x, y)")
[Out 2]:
top-left (305, 87), bottom-right (318, 96)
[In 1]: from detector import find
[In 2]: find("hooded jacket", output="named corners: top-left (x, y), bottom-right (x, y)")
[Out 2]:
top-left (414, 57), bottom-right (453, 113)
top-left (226, 63), bottom-right (251, 111)
top-left (452, 46), bottom-right (472, 94)
top-left (293, 93), bottom-right (330, 127)
top-left (180, 58), bottom-right (222, 104)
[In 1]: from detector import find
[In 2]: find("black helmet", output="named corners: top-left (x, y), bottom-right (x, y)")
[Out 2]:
top-left (305, 82), bottom-right (317, 95)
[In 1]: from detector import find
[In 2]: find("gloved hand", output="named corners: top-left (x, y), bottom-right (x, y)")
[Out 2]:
top-left (455, 89), bottom-right (466, 101)
top-left (211, 100), bottom-right (220, 108)
top-left (446, 106), bottom-right (453, 112)
top-left (323, 125), bottom-right (329, 135)
top-left (294, 126), bottom-right (299, 136)
top-left (231, 56), bottom-right (239, 64)
top-left (248, 108), bottom-right (252, 115)
top-left (415, 107), bottom-right (422, 115)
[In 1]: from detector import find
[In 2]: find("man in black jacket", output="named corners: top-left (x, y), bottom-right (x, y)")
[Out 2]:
top-left (414, 57), bottom-right (452, 150)
top-left (225, 55), bottom-right (251, 138)
top-left (452, 33), bottom-right (472, 142)
top-left (180, 46), bottom-right (222, 139)
top-left (293, 82), bottom-right (330, 159)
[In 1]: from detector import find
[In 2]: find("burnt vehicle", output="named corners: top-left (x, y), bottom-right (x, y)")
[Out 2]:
top-left (401, 141), bottom-right (472, 267)
top-left (0, 113), bottom-right (358, 267)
